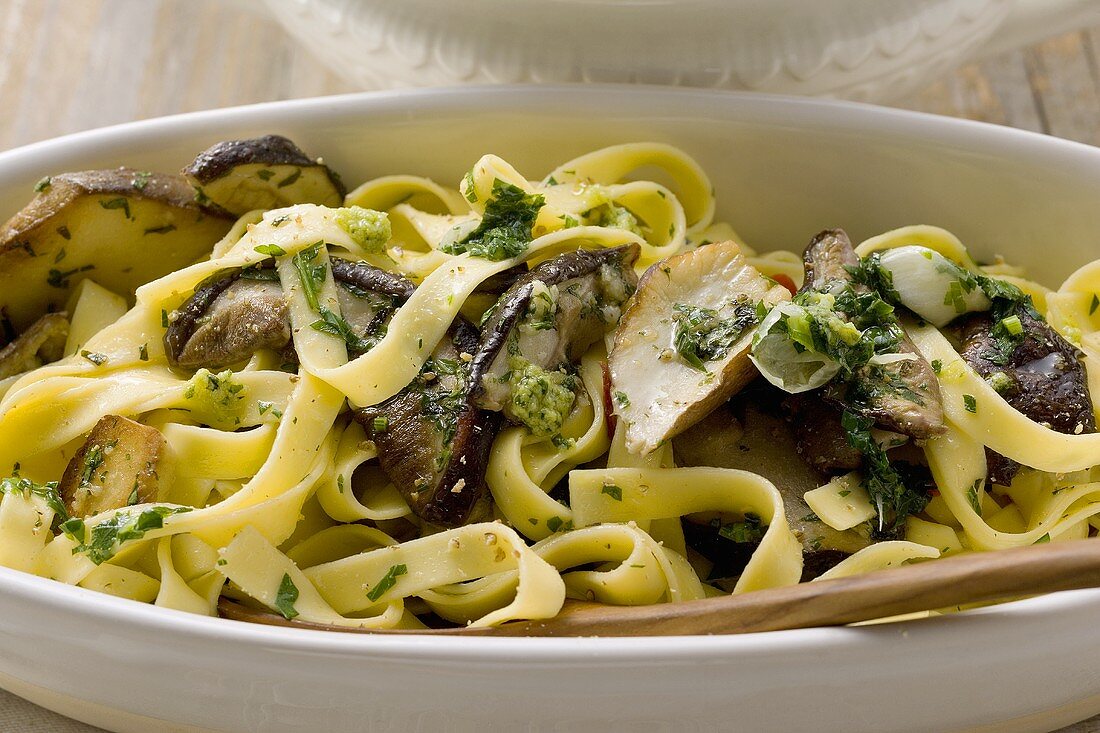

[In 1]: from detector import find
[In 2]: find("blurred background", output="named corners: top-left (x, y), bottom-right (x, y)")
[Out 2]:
top-left (0, 0), bottom-right (1099, 151)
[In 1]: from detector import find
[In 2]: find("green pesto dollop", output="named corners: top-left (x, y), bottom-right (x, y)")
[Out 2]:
top-left (335, 206), bottom-right (391, 253)
top-left (593, 203), bottom-right (642, 236)
top-left (183, 368), bottom-right (247, 429)
top-left (507, 357), bottom-right (577, 437)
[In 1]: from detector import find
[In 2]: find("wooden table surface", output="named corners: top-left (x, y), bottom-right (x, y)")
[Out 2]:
top-left (1, 1), bottom-right (1100, 731)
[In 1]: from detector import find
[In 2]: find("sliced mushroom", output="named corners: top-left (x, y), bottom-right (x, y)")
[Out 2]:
top-left (170, 276), bottom-right (290, 370)
top-left (164, 259), bottom-right (414, 370)
top-left (801, 229), bottom-right (945, 439)
top-left (357, 320), bottom-right (499, 528)
top-left (472, 245), bottom-right (640, 421)
top-left (0, 168), bottom-right (233, 332)
top-left (184, 135), bottom-right (346, 216)
top-left (780, 393), bottom-right (863, 475)
top-left (956, 307), bottom-right (1096, 484)
top-left (0, 313), bottom-right (69, 379)
top-left (59, 415), bottom-right (164, 518)
top-left (610, 240), bottom-right (790, 455)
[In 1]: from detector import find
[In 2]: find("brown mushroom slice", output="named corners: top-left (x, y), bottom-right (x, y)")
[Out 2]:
top-left (170, 276), bottom-right (291, 370)
top-left (59, 415), bottom-right (165, 518)
top-left (184, 135), bottom-right (346, 216)
top-left (801, 229), bottom-right (945, 439)
top-left (0, 168), bottom-right (234, 332)
top-left (472, 245), bottom-right (640, 418)
top-left (780, 393), bottom-right (863, 475)
top-left (610, 240), bottom-right (791, 455)
top-left (0, 313), bottom-right (69, 379)
top-left (955, 307), bottom-right (1096, 485)
top-left (165, 259), bottom-right (414, 370)
top-left (357, 320), bottom-right (499, 528)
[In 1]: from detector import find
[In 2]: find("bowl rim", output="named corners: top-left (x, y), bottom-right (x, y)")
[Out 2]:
top-left (3, 83), bottom-right (1100, 661)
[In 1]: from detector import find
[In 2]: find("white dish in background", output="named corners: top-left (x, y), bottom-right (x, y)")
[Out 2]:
top-left (260, 0), bottom-right (1100, 101)
top-left (2, 86), bottom-right (1100, 732)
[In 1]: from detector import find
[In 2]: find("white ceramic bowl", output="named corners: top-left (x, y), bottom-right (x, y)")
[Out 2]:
top-left (3, 86), bottom-right (1100, 733)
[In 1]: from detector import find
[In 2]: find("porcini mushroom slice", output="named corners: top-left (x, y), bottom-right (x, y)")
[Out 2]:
top-left (164, 259), bottom-right (414, 370)
top-left (471, 245), bottom-right (640, 422)
top-left (801, 229), bottom-right (945, 439)
top-left (955, 308), bottom-right (1096, 484)
top-left (610, 240), bottom-right (791, 456)
top-left (357, 320), bottom-right (499, 528)
top-left (184, 135), bottom-right (346, 216)
top-left (59, 415), bottom-right (165, 518)
top-left (0, 313), bottom-right (69, 379)
top-left (0, 168), bottom-right (233, 332)
top-left (170, 276), bottom-right (291, 371)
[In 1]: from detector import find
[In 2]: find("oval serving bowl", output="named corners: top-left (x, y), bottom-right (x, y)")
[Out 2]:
top-left (3, 86), bottom-right (1100, 733)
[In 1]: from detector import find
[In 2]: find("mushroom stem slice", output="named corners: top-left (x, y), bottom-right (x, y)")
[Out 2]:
top-left (59, 415), bottom-right (165, 518)
top-left (357, 319), bottom-right (498, 528)
top-left (0, 168), bottom-right (233, 332)
top-left (0, 313), bottom-right (69, 379)
top-left (610, 240), bottom-right (791, 456)
top-left (184, 135), bottom-right (346, 216)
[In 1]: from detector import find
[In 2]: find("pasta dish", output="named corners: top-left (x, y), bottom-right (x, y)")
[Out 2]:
top-left (0, 137), bottom-right (1096, 630)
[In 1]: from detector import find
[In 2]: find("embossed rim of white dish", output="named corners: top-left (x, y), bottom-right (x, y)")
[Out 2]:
top-left (3, 85), bottom-right (1100, 732)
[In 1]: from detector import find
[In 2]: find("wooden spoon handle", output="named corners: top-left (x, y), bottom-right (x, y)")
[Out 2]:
top-left (218, 539), bottom-right (1100, 636)
top-left (495, 538), bottom-right (1100, 636)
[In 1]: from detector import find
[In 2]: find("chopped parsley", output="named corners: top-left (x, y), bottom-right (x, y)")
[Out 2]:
top-left (310, 306), bottom-right (380, 354)
top-left (46, 263), bottom-right (94, 288)
top-left (254, 244), bottom-right (287, 257)
top-left (1034, 533), bottom-right (1051, 544)
top-left (967, 480), bottom-right (983, 517)
top-left (546, 516), bottom-right (570, 533)
top-left (841, 410), bottom-right (930, 534)
top-left (292, 242), bottom-right (326, 311)
top-left (99, 197), bottom-right (132, 220)
top-left (274, 573), bottom-right (300, 619)
top-left (0, 476), bottom-right (68, 524)
top-left (601, 484), bottom-right (623, 501)
top-left (612, 390), bottom-right (630, 408)
top-left (371, 416), bottom-right (389, 433)
top-left (33, 176), bottom-right (51, 193)
top-left (441, 179), bottom-right (544, 261)
top-left (131, 171), bottom-right (152, 191)
top-left (672, 299), bottom-right (758, 371)
top-left (963, 394), bottom-right (977, 413)
top-left (716, 513), bottom-right (765, 544)
top-left (276, 169), bottom-right (301, 188)
top-left (74, 506), bottom-right (191, 565)
top-left (366, 563), bottom-right (407, 602)
top-left (462, 170), bottom-right (477, 203)
top-left (139, 343), bottom-right (149, 361)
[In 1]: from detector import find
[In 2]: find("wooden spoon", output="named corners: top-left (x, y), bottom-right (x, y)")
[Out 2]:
top-left (219, 538), bottom-right (1100, 636)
